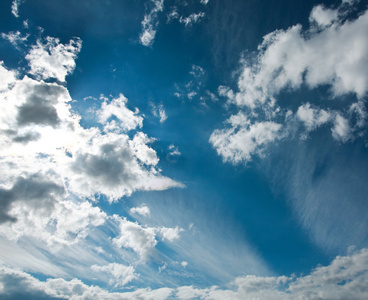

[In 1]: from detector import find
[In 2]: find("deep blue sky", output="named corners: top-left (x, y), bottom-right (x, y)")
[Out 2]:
top-left (0, 0), bottom-right (368, 299)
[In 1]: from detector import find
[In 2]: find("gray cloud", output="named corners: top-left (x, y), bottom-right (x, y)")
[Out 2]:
top-left (0, 175), bottom-right (64, 224)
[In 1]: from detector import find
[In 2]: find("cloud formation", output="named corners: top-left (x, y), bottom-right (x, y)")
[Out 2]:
top-left (140, 0), bottom-right (164, 47)
top-left (211, 1), bottom-right (368, 163)
top-left (1, 248), bottom-right (368, 299)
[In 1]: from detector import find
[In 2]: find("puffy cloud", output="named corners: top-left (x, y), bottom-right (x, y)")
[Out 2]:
top-left (130, 205), bottom-right (151, 217)
top-left (25, 37), bottom-right (82, 82)
top-left (176, 248), bottom-right (368, 299)
top-left (1, 248), bottom-right (368, 299)
top-left (158, 226), bottom-right (184, 241)
top-left (212, 2), bottom-right (368, 164)
top-left (112, 218), bottom-right (184, 260)
top-left (309, 4), bottom-right (339, 27)
top-left (0, 267), bottom-right (174, 299)
top-left (332, 113), bottom-right (351, 142)
top-left (112, 218), bottom-right (158, 260)
top-left (0, 61), bottom-right (17, 91)
top-left (91, 263), bottom-right (138, 288)
top-left (140, 0), bottom-right (164, 47)
top-left (97, 94), bottom-right (143, 131)
top-left (296, 103), bottom-right (332, 131)
top-left (228, 7), bottom-right (368, 109)
top-left (210, 112), bottom-right (282, 164)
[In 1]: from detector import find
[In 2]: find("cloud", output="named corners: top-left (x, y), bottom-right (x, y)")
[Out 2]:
top-left (1, 31), bottom-right (28, 48)
top-left (309, 4), bottom-right (339, 28)
top-left (91, 263), bottom-right (138, 288)
top-left (130, 205), bottom-right (151, 217)
top-left (0, 61), bottom-right (17, 91)
top-left (211, 1), bottom-right (368, 163)
top-left (112, 217), bottom-right (158, 260)
top-left (140, 0), bottom-right (164, 47)
top-left (168, 144), bottom-right (181, 157)
top-left (158, 226), bottom-right (184, 242)
top-left (179, 12), bottom-right (205, 27)
top-left (112, 217), bottom-right (184, 260)
top-left (26, 37), bottom-right (82, 82)
top-left (151, 103), bottom-right (167, 123)
top-left (227, 6), bottom-right (368, 109)
top-left (97, 93), bottom-right (143, 131)
top-left (210, 112), bottom-right (282, 164)
top-left (296, 103), bottom-right (332, 132)
top-left (0, 266), bottom-right (174, 299)
top-left (200, 0), bottom-right (209, 5)
top-left (11, 0), bottom-right (24, 18)
top-left (1, 248), bottom-right (367, 299)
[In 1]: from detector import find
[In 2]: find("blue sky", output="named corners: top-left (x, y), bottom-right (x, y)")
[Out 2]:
top-left (0, 0), bottom-right (368, 299)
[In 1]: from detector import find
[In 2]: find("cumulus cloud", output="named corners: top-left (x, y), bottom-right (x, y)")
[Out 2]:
top-left (26, 37), bottom-right (82, 82)
top-left (296, 103), bottom-right (332, 131)
top-left (211, 1), bottom-right (368, 164)
top-left (97, 93), bottom-right (144, 131)
top-left (130, 205), bottom-right (151, 217)
top-left (0, 266), bottom-right (174, 299)
top-left (91, 263), bottom-right (138, 288)
top-left (210, 112), bottom-right (282, 164)
top-left (158, 226), bottom-right (184, 241)
top-left (112, 217), bottom-right (184, 260)
top-left (1, 248), bottom-right (368, 299)
top-left (140, 0), bottom-right (164, 47)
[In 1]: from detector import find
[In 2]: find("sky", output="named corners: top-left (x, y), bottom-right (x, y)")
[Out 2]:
top-left (0, 0), bottom-right (368, 299)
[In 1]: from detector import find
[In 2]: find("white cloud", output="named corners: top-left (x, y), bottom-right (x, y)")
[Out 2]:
top-left (158, 226), bottom-right (184, 241)
top-left (296, 103), bottom-right (332, 131)
top-left (200, 0), bottom-right (209, 5)
top-left (112, 217), bottom-right (158, 260)
top-left (1, 31), bottom-right (28, 48)
top-left (212, 2), bottom-right (368, 164)
top-left (26, 37), bottom-right (82, 82)
top-left (168, 144), bottom-right (181, 157)
top-left (11, 0), bottom-right (24, 18)
top-left (97, 93), bottom-right (143, 131)
top-left (232, 6), bottom-right (368, 108)
top-left (332, 113), bottom-right (351, 142)
top-left (91, 263), bottom-right (138, 288)
top-left (210, 112), bottom-right (282, 164)
top-left (309, 5), bottom-right (339, 28)
top-left (130, 205), bottom-right (151, 217)
top-left (0, 266), bottom-right (174, 299)
top-left (179, 12), bottom-right (205, 27)
top-left (2, 248), bottom-right (367, 299)
top-left (189, 65), bottom-right (205, 78)
top-left (140, 0), bottom-right (164, 47)
top-left (112, 217), bottom-right (184, 260)
top-left (181, 261), bottom-right (188, 267)
top-left (0, 61), bottom-right (17, 91)
top-left (151, 103), bottom-right (167, 123)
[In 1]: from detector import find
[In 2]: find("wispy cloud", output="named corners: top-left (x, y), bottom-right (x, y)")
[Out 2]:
top-left (1, 248), bottom-right (368, 299)
top-left (140, 0), bottom-right (164, 47)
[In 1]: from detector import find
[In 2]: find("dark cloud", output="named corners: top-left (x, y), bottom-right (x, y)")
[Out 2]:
top-left (17, 96), bottom-right (60, 127)
top-left (72, 144), bottom-right (137, 187)
top-left (0, 175), bottom-right (65, 224)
